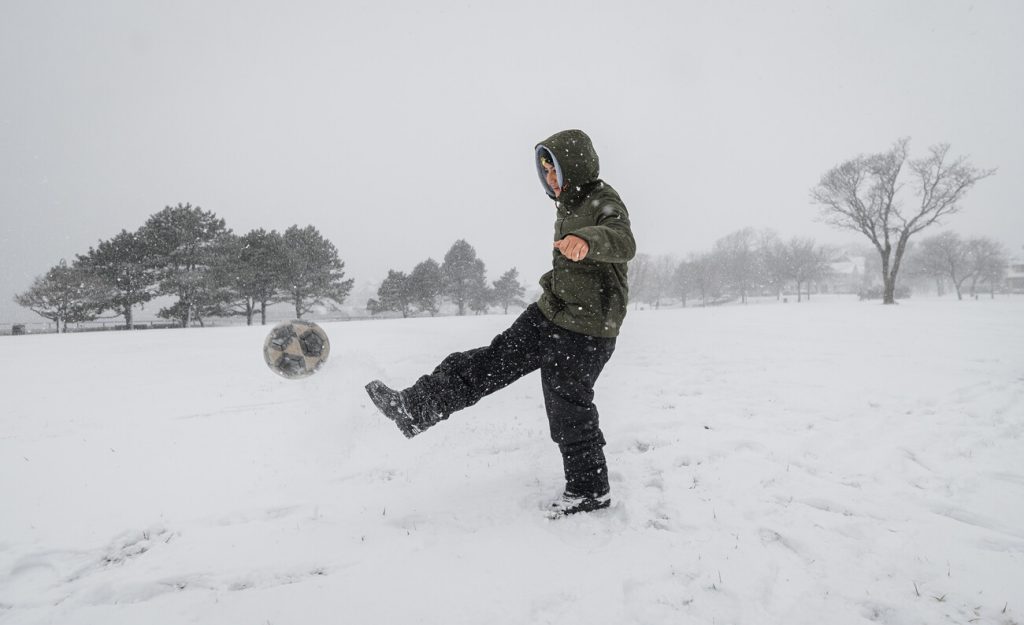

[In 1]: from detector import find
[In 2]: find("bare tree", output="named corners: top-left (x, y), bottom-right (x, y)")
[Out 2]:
top-left (671, 258), bottom-right (694, 308)
top-left (691, 252), bottom-right (723, 306)
top-left (786, 237), bottom-right (816, 302)
top-left (916, 232), bottom-right (972, 299)
top-left (966, 237), bottom-right (1007, 299)
top-left (759, 230), bottom-right (789, 300)
top-left (811, 138), bottom-right (994, 304)
top-left (637, 255), bottom-right (677, 309)
top-left (714, 228), bottom-right (761, 304)
top-left (629, 253), bottom-right (652, 310)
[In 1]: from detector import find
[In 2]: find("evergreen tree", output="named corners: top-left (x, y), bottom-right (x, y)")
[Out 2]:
top-left (441, 239), bottom-right (486, 316)
top-left (166, 234), bottom-right (248, 327)
top-left (279, 225), bottom-right (354, 318)
top-left (14, 260), bottom-right (107, 333)
top-left (368, 270), bottom-right (414, 317)
top-left (210, 229), bottom-right (286, 325)
top-left (492, 267), bottom-right (526, 314)
top-left (408, 258), bottom-right (442, 316)
top-left (468, 259), bottom-right (492, 315)
top-left (141, 203), bottom-right (230, 327)
top-left (75, 229), bottom-right (159, 329)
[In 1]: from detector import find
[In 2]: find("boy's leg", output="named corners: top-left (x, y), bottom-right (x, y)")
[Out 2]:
top-left (540, 330), bottom-right (617, 498)
top-left (402, 304), bottom-right (548, 423)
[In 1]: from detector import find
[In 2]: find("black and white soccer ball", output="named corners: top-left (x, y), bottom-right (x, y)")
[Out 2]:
top-left (263, 320), bottom-right (331, 379)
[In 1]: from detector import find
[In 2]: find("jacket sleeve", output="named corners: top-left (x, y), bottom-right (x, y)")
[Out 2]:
top-left (570, 200), bottom-right (636, 263)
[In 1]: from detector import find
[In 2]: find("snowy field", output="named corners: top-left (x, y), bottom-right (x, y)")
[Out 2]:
top-left (1, 296), bottom-right (1022, 625)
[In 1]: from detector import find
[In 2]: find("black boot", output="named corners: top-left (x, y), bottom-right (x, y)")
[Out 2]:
top-left (547, 489), bottom-right (611, 518)
top-left (365, 380), bottom-right (439, 439)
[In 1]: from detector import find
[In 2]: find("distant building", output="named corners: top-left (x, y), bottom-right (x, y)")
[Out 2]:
top-left (1007, 256), bottom-right (1024, 292)
top-left (822, 252), bottom-right (867, 294)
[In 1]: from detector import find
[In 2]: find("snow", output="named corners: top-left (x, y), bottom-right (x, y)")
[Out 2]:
top-left (2, 296), bottom-right (1022, 625)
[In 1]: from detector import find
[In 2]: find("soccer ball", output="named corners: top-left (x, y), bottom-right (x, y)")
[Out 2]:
top-left (263, 320), bottom-right (331, 379)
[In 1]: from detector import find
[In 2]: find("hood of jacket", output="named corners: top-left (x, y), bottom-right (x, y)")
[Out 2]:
top-left (535, 129), bottom-right (601, 204)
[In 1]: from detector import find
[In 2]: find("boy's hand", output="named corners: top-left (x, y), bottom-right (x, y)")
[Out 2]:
top-left (554, 235), bottom-right (589, 262)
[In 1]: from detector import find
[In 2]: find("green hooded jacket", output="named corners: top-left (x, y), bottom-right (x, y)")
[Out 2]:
top-left (535, 129), bottom-right (635, 338)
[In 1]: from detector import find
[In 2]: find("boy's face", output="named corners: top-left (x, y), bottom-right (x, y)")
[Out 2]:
top-left (541, 160), bottom-right (561, 198)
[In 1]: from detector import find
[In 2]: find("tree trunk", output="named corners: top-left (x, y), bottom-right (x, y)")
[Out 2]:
top-left (125, 305), bottom-right (134, 330)
top-left (882, 274), bottom-right (896, 305)
top-left (260, 302), bottom-right (268, 325)
top-left (878, 243), bottom-right (896, 304)
top-left (796, 281), bottom-right (802, 303)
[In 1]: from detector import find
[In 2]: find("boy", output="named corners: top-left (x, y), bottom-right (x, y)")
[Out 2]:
top-left (366, 129), bottom-right (635, 516)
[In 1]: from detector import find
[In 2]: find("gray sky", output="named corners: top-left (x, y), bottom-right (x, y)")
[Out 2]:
top-left (2, 0), bottom-right (1022, 323)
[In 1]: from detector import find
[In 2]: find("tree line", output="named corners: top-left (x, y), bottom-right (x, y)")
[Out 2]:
top-left (628, 225), bottom-right (1011, 310)
top-left (366, 239), bottom-right (527, 318)
top-left (628, 228), bottom-right (836, 309)
top-left (14, 203), bottom-right (354, 332)
top-left (12, 137), bottom-right (1005, 332)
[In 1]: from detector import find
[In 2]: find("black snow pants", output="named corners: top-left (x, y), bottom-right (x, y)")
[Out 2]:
top-left (403, 303), bottom-right (617, 497)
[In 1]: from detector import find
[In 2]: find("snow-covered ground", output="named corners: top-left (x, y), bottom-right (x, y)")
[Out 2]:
top-left (2, 296), bottom-right (1022, 625)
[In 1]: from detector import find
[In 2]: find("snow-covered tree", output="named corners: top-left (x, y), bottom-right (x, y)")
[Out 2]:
top-left (441, 239), bottom-right (486, 316)
top-left (492, 267), bottom-right (526, 314)
top-left (278, 225), bottom-right (354, 318)
top-left (368, 270), bottom-right (414, 317)
top-left (210, 229), bottom-right (288, 325)
top-left (141, 203), bottom-right (231, 327)
top-left (14, 260), bottom-right (108, 333)
top-left (467, 259), bottom-right (492, 315)
top-left (408, 258), bottom-right (443, 316)
top-left (76, 229), bottom-right (158, 329)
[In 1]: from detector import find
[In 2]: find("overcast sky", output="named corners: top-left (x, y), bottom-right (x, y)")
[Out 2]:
top-left (2, 0), bottom-right (1022, 323)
